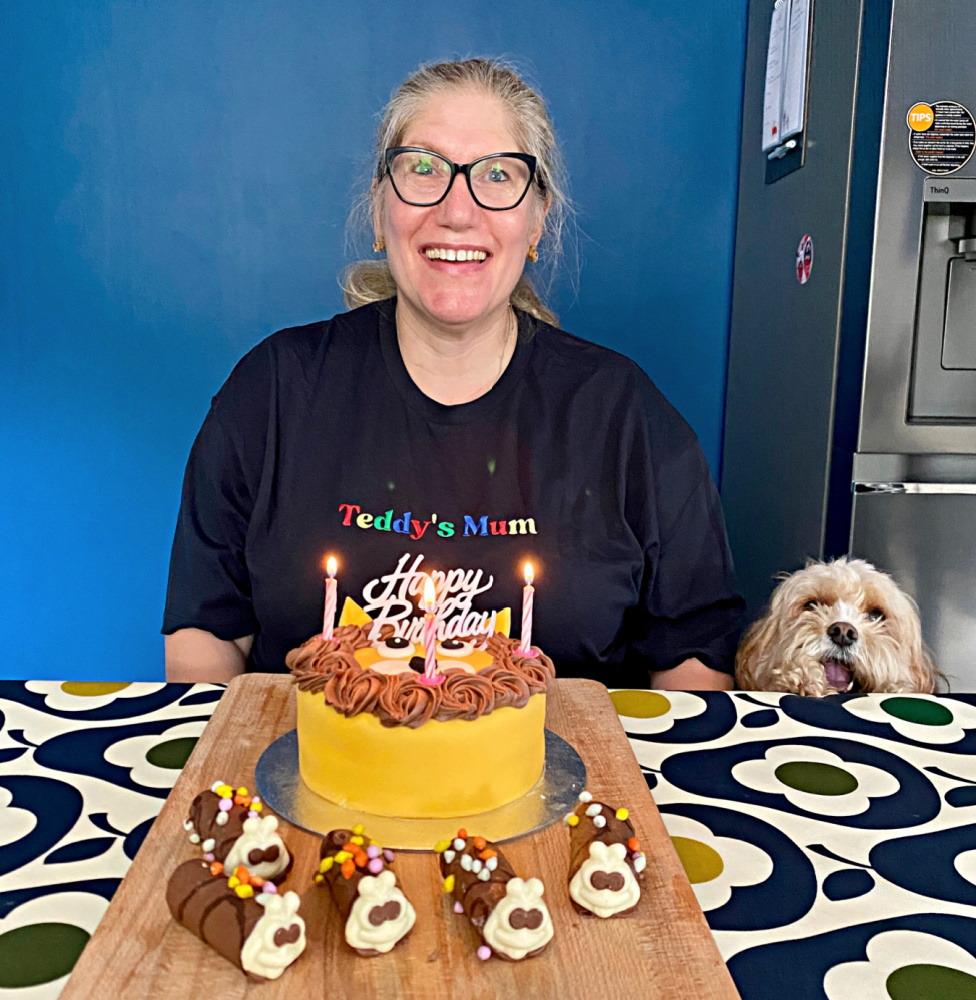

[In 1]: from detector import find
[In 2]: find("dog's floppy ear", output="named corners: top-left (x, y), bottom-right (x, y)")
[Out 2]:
top-left (735, 612), bottom-right (780, 690)
top-left (908, 644), bottom-right (947, 694)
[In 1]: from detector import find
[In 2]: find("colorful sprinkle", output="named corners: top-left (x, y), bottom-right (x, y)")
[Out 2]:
top-left (479, 849), bottom-right (497, 860)
top-left (615, 807), bottom-right (630, 821)
top-left (216, 784), bottom-right (233, 798)
top-left (341, 859), bottom-right (355, 879)
top-left (443, 874), bottom-right (455, 893)
top-left (202, 838), bottom-right (215, 852)
top-left (251, 802), bottom-right (262, 813)
top-left (472, 836), bottom-right (487, 851)
top-left (319, 857), bottom-right (334, 873)
top-left (314, 874), bottom-right (324, 884)
top-left (578, 791), bottom-right (593, 803)
top-left (350, 835), bottom-right (364, 845)
top-left (383, 849), bottom-right (395, 863)
top-left (227, 876), bottom-right (240, 889)
top-left (434, 839), bottom-right (452, 854)
top-left (209, 861), bottom-right (224, 877)
top-left (368, 858), bottom-right (384, 874)
top-left (335, 850), bottom-right (351, 863)
top-left (633, 854), bottom-right (647, 874)
top-left (367, 844), bottom-right (381, 859)
top-left (234, 884), bottom-right (254, 899)
top-left (218, 798), bottom-right (233, 812)
top-left (453, 838), bottom-right (466, 852)
top-left (585, 804), bottom-right (601, 817)
top-left (443, 850), bottom-right (456, 864)
top-left (203, 853), bottom-right (215, 862)
top-left (627, 837), bottom-right (641, 853)
top-left (247, 810), bottom-right (258, 819)
top-left (453, 901), bottom-right (464, 914)
top-left (486, 857), bottom-right (498, 871)
top-left (188, 833), bottom-right (201, 844)
top-left (457, 828), bottom-right (468, 839)
top-left (593, 815), bottom-right (607, 829)
top-left (262, 882), bottom-right (278, 894)
top-left (215, 812), bottom-right (229, 827)
top-left (352, 824), bottom-right (365, 835)
top-left (477, 945), bottom-right (492, 961)
top-left (236, 787), bottom-right (248, 797)
top-left (477, 869), bottom-right (491, 882)
top-left (460, 855), bottom-right (473, 872)
top-left (565, 814), bottom-right (580, 827)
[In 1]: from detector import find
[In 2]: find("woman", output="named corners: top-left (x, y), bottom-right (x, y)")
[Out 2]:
top-left (164, 58), bottom-right (743, 690)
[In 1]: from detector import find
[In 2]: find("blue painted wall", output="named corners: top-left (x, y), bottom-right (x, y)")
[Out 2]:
top-left (1, 2), bottom-right (748, 680)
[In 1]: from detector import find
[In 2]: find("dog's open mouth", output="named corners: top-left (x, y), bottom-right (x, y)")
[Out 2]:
top-left (822, 658), bottom-right (854, 692)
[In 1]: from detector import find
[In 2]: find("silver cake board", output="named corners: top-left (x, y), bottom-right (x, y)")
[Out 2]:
top-left (254, 729), bottom-right (586, 851)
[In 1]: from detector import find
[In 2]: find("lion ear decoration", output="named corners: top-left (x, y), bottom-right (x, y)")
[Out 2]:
top-left (495, 607), bottom-right (511, 638)
top-left (339, 598), bottom-right (373, 628)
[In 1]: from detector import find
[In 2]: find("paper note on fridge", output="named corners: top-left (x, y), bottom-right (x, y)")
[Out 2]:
top-left (762, 0), bottom-right (811, 152)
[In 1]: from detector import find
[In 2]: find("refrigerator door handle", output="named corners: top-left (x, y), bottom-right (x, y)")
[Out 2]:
top-left (854, 482), bottom-right (976, 494)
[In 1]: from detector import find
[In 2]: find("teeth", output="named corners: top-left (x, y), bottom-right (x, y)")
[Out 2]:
top-left (425, 248), bottom-right (487, 261)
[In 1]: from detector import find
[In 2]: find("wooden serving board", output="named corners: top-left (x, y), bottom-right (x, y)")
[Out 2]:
top-left (60, 675), bottom-right (740, 1000)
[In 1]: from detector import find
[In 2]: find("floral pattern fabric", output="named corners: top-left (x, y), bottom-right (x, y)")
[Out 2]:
top-left (3, 684), bottom-right (976, 998)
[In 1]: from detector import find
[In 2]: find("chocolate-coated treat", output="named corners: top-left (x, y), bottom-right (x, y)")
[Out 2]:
top-left (314, 826), bottom-right (416, 956)
top-left (436, 830), bottom-right (554, 961)
top-left (183, 781), bottom-right (291, 883)
top-left (166, 859), bottom-right (305, 980)
top-left (564, 790), bottom-right (646, 917)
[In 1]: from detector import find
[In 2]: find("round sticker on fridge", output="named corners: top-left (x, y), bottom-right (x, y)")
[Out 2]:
top-left (796, 233), bottom-right (813, 285)
top-left (907, 100), bottom-right (975, 175)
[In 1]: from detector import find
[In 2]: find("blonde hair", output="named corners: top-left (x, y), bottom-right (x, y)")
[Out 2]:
top-left (341, 58), bottom-right (572, 326)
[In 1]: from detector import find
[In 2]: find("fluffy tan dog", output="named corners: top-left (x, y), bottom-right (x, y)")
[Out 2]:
top-left (736, 557), bottom-right (942, 696)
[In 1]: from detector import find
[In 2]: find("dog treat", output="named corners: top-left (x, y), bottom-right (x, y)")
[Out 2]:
top-left (435, 829), bottom-right (554, 961)
top-left (564, 791), bottom-right (645, 917)
top-left (314, 825), bottom-right (416, 955)
top-left (166, 859), bottom-right (305, 980)
top-left (183, 780), bottom-right (291, 883)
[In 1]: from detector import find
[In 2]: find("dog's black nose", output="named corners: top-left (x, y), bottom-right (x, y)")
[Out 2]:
top-left (828, 621), bottom-right (859, 647)
top-left (408, 656), bottom-right (426, 672)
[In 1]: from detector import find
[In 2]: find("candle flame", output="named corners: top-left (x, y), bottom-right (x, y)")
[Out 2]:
top-left (326, 556), bottom-right (337, 578)
top-left (524, 561), bottom-right (534, 586)
top-left (423, 575), bottom-right (437, 612)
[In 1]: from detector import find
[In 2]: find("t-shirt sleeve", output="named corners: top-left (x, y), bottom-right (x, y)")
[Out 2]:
top-left (626, 376), bottom-right (746, 677)
top-left (161, 349), bottom-right (271, 641)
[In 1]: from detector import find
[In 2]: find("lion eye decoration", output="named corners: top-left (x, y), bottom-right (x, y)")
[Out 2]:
top-left (437, 638), bottom-right (476, 657)
top-left (372, 636), bottom-right (414, 659)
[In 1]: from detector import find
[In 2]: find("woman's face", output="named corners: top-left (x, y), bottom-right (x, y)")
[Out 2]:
top-left (376, 87), bottom-right (546, 331)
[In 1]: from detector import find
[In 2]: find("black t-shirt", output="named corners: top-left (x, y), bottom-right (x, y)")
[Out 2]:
top-left (163, 300), bottom-right (744, 687)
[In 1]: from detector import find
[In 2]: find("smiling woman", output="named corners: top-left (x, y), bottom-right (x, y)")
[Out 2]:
top-left (162, 58), bottom-right (744, 690)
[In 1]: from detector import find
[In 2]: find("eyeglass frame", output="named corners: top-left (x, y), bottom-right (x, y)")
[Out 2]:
top-left (382, 146), bottom-right (542, 211)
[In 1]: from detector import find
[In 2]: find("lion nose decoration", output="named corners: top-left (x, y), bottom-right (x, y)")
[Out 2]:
top-left (408, 656), bottom-right (425, 672)
top-left (273, 923), bottom-right (302, 947)
top-left (368, 900), bottom-right (403, 926)
top-left (248, 845), bottom-right (281, 866)
top-left (828, 621), bottom-right (859, 647)
top-left (508, 907), bottom-right (544, 930)
top-left (590, 870), bottom-right (626, 892)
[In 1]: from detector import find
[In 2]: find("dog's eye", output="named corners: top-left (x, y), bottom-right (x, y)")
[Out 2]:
top-left (867, 607), bottom-right (886, 622)
top-left (803, 600), bottom-right (821, 611)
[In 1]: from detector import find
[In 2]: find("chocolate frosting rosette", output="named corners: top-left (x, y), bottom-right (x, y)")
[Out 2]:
top-left (564, 790), bottom-right (646, 917)
top-left (435, 829), bottom-right (554, 961)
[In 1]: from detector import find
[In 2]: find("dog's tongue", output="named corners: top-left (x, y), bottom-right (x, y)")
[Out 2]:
top-left (823, 659), bottom-right (852, 690)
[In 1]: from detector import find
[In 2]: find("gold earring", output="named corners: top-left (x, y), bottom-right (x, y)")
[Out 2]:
top-left (373, 237), bottom-right (386, 253)
top-left (526, 244), bottom-right (539, 263)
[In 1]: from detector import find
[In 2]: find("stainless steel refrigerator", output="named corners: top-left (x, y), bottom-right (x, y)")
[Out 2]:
top-left (722, 0), bottom-right (976, 688)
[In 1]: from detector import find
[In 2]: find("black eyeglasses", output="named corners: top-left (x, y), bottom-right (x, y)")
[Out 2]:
top-left (383, 147), bottom-right (539, 211)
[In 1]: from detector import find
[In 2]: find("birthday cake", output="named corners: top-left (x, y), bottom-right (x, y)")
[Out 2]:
top-left (286, 621), bottom-right (555, 819)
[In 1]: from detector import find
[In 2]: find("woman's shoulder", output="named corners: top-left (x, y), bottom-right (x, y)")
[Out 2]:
top-left (530, 318), bottom-right (695, 440)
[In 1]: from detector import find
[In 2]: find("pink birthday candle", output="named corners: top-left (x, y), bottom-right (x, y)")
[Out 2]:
top-left (322, 556), bottom-right (338, 641)
top-left (420, 575), bottom-right (443, 686)
top-left (518, 562), bottom-right (535, 655)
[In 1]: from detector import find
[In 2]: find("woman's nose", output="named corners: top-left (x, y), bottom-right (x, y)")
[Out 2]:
top-left (434, 175), bottom-right (479, 226)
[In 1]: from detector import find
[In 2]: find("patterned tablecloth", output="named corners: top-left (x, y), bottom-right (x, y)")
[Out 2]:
top-left (2, 682), bottom-right (976, 999)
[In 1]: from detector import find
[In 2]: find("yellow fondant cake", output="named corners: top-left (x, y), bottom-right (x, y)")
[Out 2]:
top-left (286, 608), bottom-right (556, 820)
top-left (296, 688), bottom-right (546, 817)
